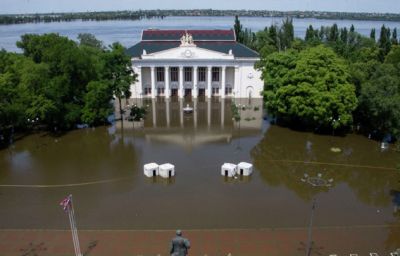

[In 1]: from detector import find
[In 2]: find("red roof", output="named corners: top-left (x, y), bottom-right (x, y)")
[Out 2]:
top-left (142, 29), bottom-right (236, 41)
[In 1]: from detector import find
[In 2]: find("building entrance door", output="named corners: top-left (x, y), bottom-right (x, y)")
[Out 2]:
top-left (171, 89), bottom-right (178, 97)
top-left (198, 89), bottom-right (205, 97)
top-left (184, 89), bottom-right (192, 97)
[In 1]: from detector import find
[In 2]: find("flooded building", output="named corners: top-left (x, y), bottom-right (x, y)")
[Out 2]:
top-left (126, 29), bottom-right (263, 99)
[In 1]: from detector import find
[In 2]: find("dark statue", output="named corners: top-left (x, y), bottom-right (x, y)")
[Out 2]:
top-left (170, 230), bottom-right (190, 256)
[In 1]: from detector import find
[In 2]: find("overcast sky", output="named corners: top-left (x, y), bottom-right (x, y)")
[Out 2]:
top-left (1, 0), bottom-right (399, 14)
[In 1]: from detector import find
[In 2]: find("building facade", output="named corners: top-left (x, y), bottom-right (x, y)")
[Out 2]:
top-left (126, 29), bottom-right (263, 99)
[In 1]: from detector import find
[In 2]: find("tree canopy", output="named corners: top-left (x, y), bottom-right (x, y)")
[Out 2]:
top-left (260, 45), bottom-right (357, 130)
top-left (249, 17), bottom-right (400, 140)
top-left (0, 33), bottom-right (136, 147)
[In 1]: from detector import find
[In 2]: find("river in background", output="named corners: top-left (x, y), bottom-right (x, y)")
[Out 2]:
top-left (1, 16), bottom-right (400, 52)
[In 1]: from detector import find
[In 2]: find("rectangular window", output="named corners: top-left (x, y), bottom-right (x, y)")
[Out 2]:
top-left (157, 88), bottom-right (165, 95)
top-left (212, 88), bottom-right (219, 95)
top-left (156, 67), bottom-right (165, 82)
top-left (212, 67), bottom-right (220, 82)
top-left (184, 67), bottom-right (192, 82)
top-left (170, 67), bottom-right (178, 82)
top-left (225, 87), bottom-right (232, 95)
top-left (144, 88), bottom-right (151, 95)
top-left (198, 67), bottom-right (206, 82)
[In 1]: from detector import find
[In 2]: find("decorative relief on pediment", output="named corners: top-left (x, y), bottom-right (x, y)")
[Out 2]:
top-left (181, 49), bottom-right (194, 58)
top-left (180, 32), bottom-right (196, 47)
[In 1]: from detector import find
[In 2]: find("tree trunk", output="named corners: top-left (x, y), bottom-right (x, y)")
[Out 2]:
top-left (118, 96), bottom-right (123, 120)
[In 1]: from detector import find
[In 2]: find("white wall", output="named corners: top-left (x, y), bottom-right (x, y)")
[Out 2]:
top-left (226, 67), bottom-right (235, 88)
top-left (131, 66), bottom-right (142, 98)
top-left (236, 62), bottom-right (263, 99)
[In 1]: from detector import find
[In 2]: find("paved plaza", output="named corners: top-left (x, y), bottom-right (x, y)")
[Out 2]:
top-left (0, 225), bottom-right (399, 256)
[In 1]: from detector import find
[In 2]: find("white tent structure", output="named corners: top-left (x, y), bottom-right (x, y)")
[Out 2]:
top-left (159, 163), bottom-right (175, 178)
top-left (221, 163), bottom-right (237, 177)
top-left (143, 163), bottom-right (159, 177)
top-left (237, 162), bottom-right (253, 176)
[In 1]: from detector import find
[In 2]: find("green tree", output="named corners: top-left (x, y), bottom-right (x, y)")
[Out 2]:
top-left (268, 25), bottom-right (279, 51)
top-left (305, 25), bottom-right (315, 42)
top-left (379, 25), bottom-right (392, 59)
top-left (347, 47), bottom-right (380, 96)
top-left (259, 45), bottom-right (357, 129)
top-left (385, 45), bottom-right (400, 65)
top-left (234, 15), bottom-right (243, 43)
top-left (340, 27), bottom-right (348, 44)
top-left (103, 42), bottom-right (136, 118)
top-left (81, 81), bottom-right (113, 125)
top-left (77, 33), bottom-right (104, 49)
top-left (328, 24), bottom-right (339, 42)
top-left (280, 17), bottom-right (294, 50)
top-left (253, 30), bottom-right (276, 56)
top-left (392, 28), bottom-right (398, 45)
top-left (358, 63), bottom-right (400, 139)
top-left (370, 28), bottom-right (376, 41)
top-left (318, 26), bottom-right (326, 42)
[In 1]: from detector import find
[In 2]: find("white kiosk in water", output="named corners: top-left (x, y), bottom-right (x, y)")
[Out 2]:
top-left (144, 163), bottom-right (159, 177)
top-left (159, 163), bottom-right (175, 178)
top-left (221, 163), bottom-right (237, 177)
top-left (237, 162), bottom-right (253, 176)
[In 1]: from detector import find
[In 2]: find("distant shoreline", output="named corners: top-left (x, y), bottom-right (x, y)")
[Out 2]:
top-left (1, 9), bottom-right (400, 25)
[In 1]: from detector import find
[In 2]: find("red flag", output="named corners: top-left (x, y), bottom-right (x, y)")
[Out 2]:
top-left (59, 195), bottom-right (71, 212)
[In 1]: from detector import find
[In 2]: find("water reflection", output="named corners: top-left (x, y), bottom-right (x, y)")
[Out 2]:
top-left (251, 125), bottom-right (400, 206)
top-left (117, 97), bottom-right (264, 151)
top-left (222, 175), bottom-right (252, 184)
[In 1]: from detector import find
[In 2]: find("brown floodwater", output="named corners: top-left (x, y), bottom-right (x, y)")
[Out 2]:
top-left (0, 98), bottom-right (399, 235)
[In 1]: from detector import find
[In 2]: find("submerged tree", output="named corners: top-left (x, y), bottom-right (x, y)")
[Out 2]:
top-left (103, 42), bottom-right (137, 119)
top-left (259, 45), bottom-right (357, 130)
top-left (358, 63), bottom-right (400, 140)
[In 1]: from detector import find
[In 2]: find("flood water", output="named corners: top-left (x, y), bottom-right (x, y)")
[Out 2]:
top-left (0, 98), bottom-right (399, 236)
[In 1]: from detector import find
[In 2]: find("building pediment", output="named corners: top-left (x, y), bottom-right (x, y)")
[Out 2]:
top-left (141, 45), bottom-right (235, 60)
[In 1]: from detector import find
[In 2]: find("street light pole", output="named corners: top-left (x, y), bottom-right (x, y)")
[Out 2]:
top-left (301, 173), bottom-right (333, 256)
top-left (306, 197), bottom-right (317, 256)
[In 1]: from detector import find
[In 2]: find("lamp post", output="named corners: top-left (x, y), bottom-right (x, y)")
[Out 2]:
top-left (300, 173), bottom-right (334, 256)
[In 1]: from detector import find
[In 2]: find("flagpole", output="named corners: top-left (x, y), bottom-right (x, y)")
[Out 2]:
top-left (70, 196), bottom-right (82, 256)
top-left (68, 207), bottom-right (79, 256)
top-left (61, 194), bottom-right (82, 256)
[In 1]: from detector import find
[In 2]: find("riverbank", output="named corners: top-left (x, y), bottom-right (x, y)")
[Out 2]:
top-left (2, 9), bottom-right (400, 26)
top-left (0, 226), bottom-right (398, 255)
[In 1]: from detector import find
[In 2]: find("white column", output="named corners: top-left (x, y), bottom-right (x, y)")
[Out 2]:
top-left (193, 66), bottom-right (198, 98)
top-left (152, 98), bottom-right (156, 127)
top-left (194, 99), bottom-right (198, 129)
top-left (179, 66), bottom-right (184, 98)
top-left (134, 66), bottom-right (142, 99)
top-left (221, 98), bottom-right (225, 128)
top-left (207, 98), bottom-right (211, 128)
top-left (207, 66), bottom-right (212, 98)
top-left (166, 99), bottom-right (170, 128)
top-left (221, 66), bottom-right (226, 99)
top-left (165, 66), bottom-right (170, 98)
top-left (150, 66), bottom-right (156, 98)
top-left (179, 98), bottom-right (183, 127)
top-left (234, 66), bottom-right (240, 99)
